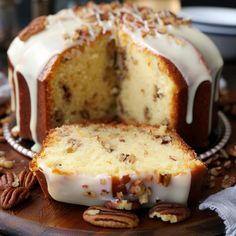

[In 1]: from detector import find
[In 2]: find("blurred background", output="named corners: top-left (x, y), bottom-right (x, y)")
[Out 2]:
top-left (1, 0), bottom-right (236, 53)
top-left (0, 0), bottom-right (235, 50)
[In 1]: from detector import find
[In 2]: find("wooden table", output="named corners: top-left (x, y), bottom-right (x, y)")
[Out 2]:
top-left (0, 60), bottom-right (235, 235)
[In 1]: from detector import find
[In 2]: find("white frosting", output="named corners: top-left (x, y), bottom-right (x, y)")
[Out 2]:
top-left (168, 25), bottom-right (223, 132)
top-left (7, 3), bottom-right (223, 145)
top-left (39, 161), bottom-right (191, 206)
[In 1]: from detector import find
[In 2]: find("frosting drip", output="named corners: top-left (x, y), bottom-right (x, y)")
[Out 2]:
top-left (39, 161), bottom-right (191, 206)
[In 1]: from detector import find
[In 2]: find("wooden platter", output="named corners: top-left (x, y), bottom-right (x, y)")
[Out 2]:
top-left (0, 117), bottom-right (235, 236)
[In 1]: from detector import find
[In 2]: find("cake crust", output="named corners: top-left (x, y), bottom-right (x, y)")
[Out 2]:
top-left (31, 123), bottom-right (207, 206)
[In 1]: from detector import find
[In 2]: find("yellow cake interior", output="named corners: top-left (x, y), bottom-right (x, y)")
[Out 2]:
top-left (36, 124), bottom-right (204, 177)
top-left (117, 31), bottom-right (176, 127)
top-left (46, 33), bottom-right (117, 128)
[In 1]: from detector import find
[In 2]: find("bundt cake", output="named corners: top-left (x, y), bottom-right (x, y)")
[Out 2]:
top-left (7, 2), bottom-right (223, 149)
top-left (30, 123), bottom-right (207, 206)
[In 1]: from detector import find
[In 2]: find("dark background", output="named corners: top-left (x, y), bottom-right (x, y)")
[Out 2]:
top-left (16, 0), bottom-right (236, 28)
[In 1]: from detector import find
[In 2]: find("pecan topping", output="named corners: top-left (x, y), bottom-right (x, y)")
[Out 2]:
top-left (0, 157), bottom-right (14, 169)
top-left (161, 135), bottom-right (172, 144)
top-left (105, 199), bottom-right (141, 211)
top-left (153, 85), bottom-right (163, 102)
top-left (18, 169), bottom-right (38, 190)
top-left (155, 172), bottom-right (172, 187)
top-left (149, 201), bottom-right (191, 223)
top-left (83, 206), bottom-right (139, 228)
top-left (129, 179), bottom-right (146, 196)
top-left (119, 153), bottom-right (136, 164)
top-left (221, 175), bottom-right (236, 189)
top-left (144, 106), bottom-right (151, 121)
top-left (1, 187), bottom-right (30, 210)
top-left (19, 16), bottom-right (48, 41)
top-left (226, 144), bottom-right (236, 157)
top-left (223, 160), bottom-right (232, 169)
top-left (209, 166), bottom-right (223, 177)
top-left (0, 172), bottom-right (14, 190)
top-left (129, 179), bottom-right (150, 204)
top-left (97, 136), bottom-right (115, 153)
top-left (66, 138), bottom-right (82, 153)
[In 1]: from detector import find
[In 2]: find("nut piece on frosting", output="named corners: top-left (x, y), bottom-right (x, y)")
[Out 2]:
top-left (19, 16), bottom-right (48, 41)
top-left (149, 201), bottom-right (191, 223)
top-left (105, 199), bottom-right (141, 210)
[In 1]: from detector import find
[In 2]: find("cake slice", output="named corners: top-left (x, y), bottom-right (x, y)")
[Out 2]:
top-left (31, 123), bottom-right (206, 207)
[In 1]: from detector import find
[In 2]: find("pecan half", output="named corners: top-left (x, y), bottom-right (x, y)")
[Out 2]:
top-left (83, 206), bottom-right (139, 228)
top-left (105, 200), bottom-right (141, 211)
top-left (1, 187), bottom-right (30, 210)
top-left (0, 172), bottom-right (14, 190)
top-left (19, 169), bottom-right (38, 190)
top-left (19, 16), bottom-right (48, 41)
top-left (149, 201), bottom-right (191, 223)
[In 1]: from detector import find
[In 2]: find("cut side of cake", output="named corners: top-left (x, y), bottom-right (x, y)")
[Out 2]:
top-left (31, 124), bottom-right (207, 207)
top-left (37, 33), bottom-right (117, 142)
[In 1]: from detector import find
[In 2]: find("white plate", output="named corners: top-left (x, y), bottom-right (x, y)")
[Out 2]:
top-left (181, 7), bottom-right (236, 27)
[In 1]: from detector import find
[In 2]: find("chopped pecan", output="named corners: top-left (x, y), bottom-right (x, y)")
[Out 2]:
top-left (19, 16), bottom-right (47, 41)
top-left (221, 175), bottom-right (236, 189)
top-left (144, 107), bottom-right (151, 121)
top-left (105, 199), bottom-right (141, 210)
top-left (226, 144), bottom-right (236, 157)
top-left (209, 167), bottom-right (223, 177)
top-left (1, 187), bottom-right (30, 210)
top-left (66, 138), bottom-right (81, 153)
top-left (219, 149), bottom-right (229, 159)
top-left (0, 151), bottom-right (5, 157)
top-left (119, 153), bottom-right (136, 164)
top-left (0, 172), bottom-right (14, 190)
top-left (0, 158), bottom-right (14, 169)
top-left (155, 172), bottom-right (172, 186)
top-left (97, 136), bottom-right (115, 153)
top-left (153, 85), bottom-right (163, 102)
top-left (128, 179), bottom-right (151, 204)
top-left (161, 135), bottom-right (172, 144)
top-left (223, 160), bottom-right (232, 169)
top-left (129, 179), bottom-right (146, 196)
top-left (83, 206), bottom-right (139, 228)
top-left (149, 201), bottom-right (190, 223)
top-left (83, 191), bottom-right (97, 198)
top-left (18, 169), bottom-right (38, 190)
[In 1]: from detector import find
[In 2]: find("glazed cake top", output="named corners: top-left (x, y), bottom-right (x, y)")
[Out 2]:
top-left (8, 2), bottom-right (223, 86)
top-left (7, 2), bottom-right (223, 145)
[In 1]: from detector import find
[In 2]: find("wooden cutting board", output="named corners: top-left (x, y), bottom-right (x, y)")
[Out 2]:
top-left (0, 117), bottom-right (235, 236)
